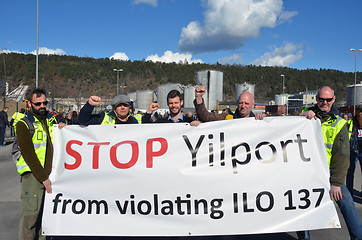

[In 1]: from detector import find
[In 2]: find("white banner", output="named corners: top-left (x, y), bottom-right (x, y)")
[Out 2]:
top-left (43, 116), bottom-right (340, 236)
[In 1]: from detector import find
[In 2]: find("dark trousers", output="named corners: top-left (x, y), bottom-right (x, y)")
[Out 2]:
top-left (0, 125), bottom-right (5, 145)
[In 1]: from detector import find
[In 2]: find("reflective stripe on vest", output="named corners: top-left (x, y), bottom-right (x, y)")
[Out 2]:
top-left (321, 116), bottom-right (347, 167)
top-left (12, 112), bottom-right (25, 129)
top-left (302, 107), bottom-right (347, 167)
top-left (100, 112), bottom-right (116, 125)
top-left (16, 113), bottom-right (56, 175)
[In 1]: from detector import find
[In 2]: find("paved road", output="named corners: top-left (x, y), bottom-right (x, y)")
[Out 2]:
top-left (1, 134), bottom-right (361, 240)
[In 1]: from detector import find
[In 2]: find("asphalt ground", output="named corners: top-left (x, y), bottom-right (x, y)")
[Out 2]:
top-left (1, 129), bottom-right (362, 240)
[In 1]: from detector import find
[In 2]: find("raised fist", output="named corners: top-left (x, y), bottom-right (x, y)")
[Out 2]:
top-left (195, 85), bottom-right (206, 98)
top-left (147, 102), bottom-right (160, 114)
top-left (88, 96), bottom-right (101, 106)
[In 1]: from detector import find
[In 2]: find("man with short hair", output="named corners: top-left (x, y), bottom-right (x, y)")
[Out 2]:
top-left (194, 85), bottom-right (265, 121)
top-left (299, 86), bottom-right (362, 240)
top-left (143, 89), bottom-right (199, 126)
top-left (78, 95), bottom-right (138, 125)
top-left (0, 106), bottom-right (9, 145)
top-left (16, 88), bottom-right (63, 239)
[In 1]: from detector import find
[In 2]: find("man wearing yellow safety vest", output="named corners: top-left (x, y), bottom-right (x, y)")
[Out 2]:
top-left (10, 108), bottom-right (26, 136)
top-left (346, 105), bottom-right (362, 196)
top-left (298, 86), bottom-right (362, 240)
top-left (16, 88), bottom-right (65, 240)
top-left (78, 95), bottom-right (138, 125)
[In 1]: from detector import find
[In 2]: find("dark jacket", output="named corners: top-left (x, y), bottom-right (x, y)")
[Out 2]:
top-left (142, 112), bottom-right (195, 123)
top-left (0, 110), bottom-right (9, 126)
top-left (307, 105), bottom-right (350, 186)
top-left (348, 116), bottom-right (359, 152)
top-left (78, 102), bottom-right (138, 125)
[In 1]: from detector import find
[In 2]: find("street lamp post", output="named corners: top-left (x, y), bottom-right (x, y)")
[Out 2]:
top-left (36, 0), bottom-right (39, 88)
top-left (350, 49), bottom-right (362, 116)
top-left (113, 69), bottom-right (123, 95)
top-left (281, 74), bottom-right (285, 94)
top-left (281, 74), bottom-right (288, 115)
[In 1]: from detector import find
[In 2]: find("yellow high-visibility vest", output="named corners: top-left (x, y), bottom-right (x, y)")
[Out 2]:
top-left (16, 112), bottom-right (57, 175)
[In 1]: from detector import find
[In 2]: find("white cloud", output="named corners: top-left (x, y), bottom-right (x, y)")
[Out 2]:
top-left (1, 49), bottom-right (25, 54)
top-left (146, 50), bottom-right (203, 64)
top-left (30, 47), bottom-right (66, 55)
top-left (178, 0), bottom-right (298, 54)
top-left (110, 52), bottom-right (130, 61)
top-left (132, 0), bottom-right (158, 7)
top-left (250, 42), bottom-right (303, 67)
top-left (220, 54), bottom-right (242, 64)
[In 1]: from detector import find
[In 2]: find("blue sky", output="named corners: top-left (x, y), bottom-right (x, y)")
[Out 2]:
top-left (1, 0), bottom-right (362, 73)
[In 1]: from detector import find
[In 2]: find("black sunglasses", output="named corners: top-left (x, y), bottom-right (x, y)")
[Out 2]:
top-left (31, 101), bottom-right (48, 106)
top-left (317, 97), bottom-right (333, 103)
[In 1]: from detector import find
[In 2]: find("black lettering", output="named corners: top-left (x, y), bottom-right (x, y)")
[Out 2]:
top-left (138, 200), bottom-right (152, 215)
top-left (233, 192), bottom-right (238, 213)
top-left (161, 200), bottom-right (173, 215)
top-left (280, 140), bottom-right (293, 162)
top-left (209, 134), bottom-right (214, 166)
top-left (242, 192), bottom-right (254, 213)
top-left (183, 135), bottom-right (205, 167)
top-left (62, 199), bottom-right (72, 214)
top-left (115, 200), bottom-right (129, 214)
top-left (232, 142), bottom-right (251, 174)
top-left (194, 199), bottom-right (208, 215)
top-left (220, 132), bottom-right (225, 166)
top-left (255, 142), bottom-right (277, 163)
top-left (72, 199), bottom-right (86, 214)
top-left (52, 193), bottom-right (63, 214)
top-left (210, 198), bottom-right (223, 219)
top-left (88, 199), bottom-right (108, 214)
top-left (294, 134), bottom-right (310, 162)
top-left (256, 191), bottom-right (274, 212)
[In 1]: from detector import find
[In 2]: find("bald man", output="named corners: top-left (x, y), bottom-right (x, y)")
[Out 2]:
top-left (194, 85), bottom-right (265, 122)
top-left (299, 86), bottom-right (362, 240)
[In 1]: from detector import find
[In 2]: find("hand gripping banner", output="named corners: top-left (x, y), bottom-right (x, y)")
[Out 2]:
top-left (42, 116), bottom-right (340, 236)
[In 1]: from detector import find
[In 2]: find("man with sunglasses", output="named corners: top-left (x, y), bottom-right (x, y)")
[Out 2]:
top-left (78, 94), bottom-right (138, 125)
top-left (15, 88), bottom-right (62, 240)
top-left (298, 86), bottom-right (362, 240)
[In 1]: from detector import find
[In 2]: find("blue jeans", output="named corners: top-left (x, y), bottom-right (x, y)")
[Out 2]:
top-left (337, 184), bottom-right (362, 240)
top-left (297, 185), bottom-right (362, 240)
top-left (347, 151), bottom-right (362, 194)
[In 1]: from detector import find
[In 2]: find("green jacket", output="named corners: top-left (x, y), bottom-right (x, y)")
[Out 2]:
top-left (303, 105), bottom-right (350, 186)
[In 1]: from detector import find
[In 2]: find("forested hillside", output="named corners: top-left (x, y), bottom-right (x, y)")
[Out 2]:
top-left (0, 53), bottom-right (356, 104)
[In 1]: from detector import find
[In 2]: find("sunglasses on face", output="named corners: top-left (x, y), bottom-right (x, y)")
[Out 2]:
top-left (317, 97), bottom-right (333, 103)
top-left (31, 101), bottom-right (48, 106)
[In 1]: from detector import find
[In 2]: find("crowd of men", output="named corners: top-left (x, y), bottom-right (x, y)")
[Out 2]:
top-left (4, 85), bottom-right (362, 239)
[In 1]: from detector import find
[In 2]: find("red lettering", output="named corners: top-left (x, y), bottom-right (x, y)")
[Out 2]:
top-left (88, 142), bottom-right (111, 169)
top-left (65, 140), bottom-right (83, 170)
top-left (110, 141), bottom-right (139, 169)
top-left (146, 138), bottom-right (168, 168)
